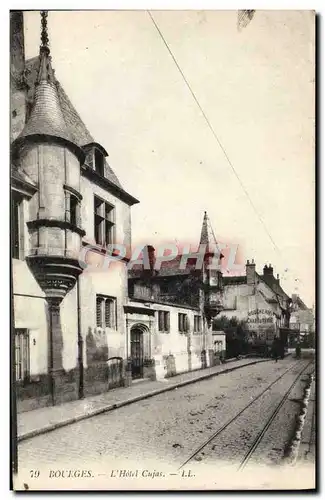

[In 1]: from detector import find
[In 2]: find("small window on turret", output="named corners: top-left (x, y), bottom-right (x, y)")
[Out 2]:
top-left (65, 191), bottom-right (80, 227)
top-left (70, 195), bottom-right (78, 226)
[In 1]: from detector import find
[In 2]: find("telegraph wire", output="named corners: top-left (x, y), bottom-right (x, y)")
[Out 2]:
top-left (147, 10), bottom-right (305, 291)
top-left (147, 10), bottom-right (279, 255)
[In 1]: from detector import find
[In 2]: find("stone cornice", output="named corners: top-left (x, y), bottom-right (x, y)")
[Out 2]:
top-left (11, 174), bottom-right (38, 198)
top-left (124, 305), bottom-right (156, 316)
top-left (63, 184), bottom-right (83, 201)
top-left (27, 218), bottom-right (86, 237)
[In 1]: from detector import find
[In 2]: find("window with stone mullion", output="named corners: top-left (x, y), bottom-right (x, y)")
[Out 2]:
top-left (105, 298), bottom-right (114, 328)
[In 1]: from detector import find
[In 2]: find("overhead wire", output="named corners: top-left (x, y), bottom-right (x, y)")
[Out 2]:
top-left (147, 10), bottom-right (306, 292)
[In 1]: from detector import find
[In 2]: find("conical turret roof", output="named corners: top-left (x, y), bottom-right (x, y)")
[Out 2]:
top-left (14, 12), bottom-right (84, 161)
top-left (199, 211), bottom-right (218, 249)
top-left (199, 211), bottom-right (224, 258)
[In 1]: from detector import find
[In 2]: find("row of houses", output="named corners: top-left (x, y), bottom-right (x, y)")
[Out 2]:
top-left (10, 12), bottom-right (312, 414)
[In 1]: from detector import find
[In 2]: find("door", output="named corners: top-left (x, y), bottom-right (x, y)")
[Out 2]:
top-left (130, 328), bottom-right (144, 379)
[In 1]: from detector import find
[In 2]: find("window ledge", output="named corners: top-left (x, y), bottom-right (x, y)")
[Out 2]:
top-left (63, 184), bottom-right (83, 201)
top-left (81, 239), bottom-right (130, 263)
top-left (27, 219), bottom-right (86, 237)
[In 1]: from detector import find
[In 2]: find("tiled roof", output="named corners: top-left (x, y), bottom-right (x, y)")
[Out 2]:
top-left (128, 254), bottom-right (202, 279)
top-left (292, 295), bottom-right (308, 311)
top-left (222, 276), bottom-right (246, 285)
top-left (24, 57), bottom-right (123, 190)
top-left (258, 273), bottom-right (289, 300)
top-left (19, 80), bottom-right (76, 145)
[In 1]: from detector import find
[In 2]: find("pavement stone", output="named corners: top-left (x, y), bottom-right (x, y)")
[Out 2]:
top-left (297, 379), bottom-right (316, 465)
top-left (17, 356), bottom-right (271, 442)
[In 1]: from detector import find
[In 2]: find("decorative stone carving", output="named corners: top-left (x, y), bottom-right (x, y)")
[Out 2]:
top-left (26, 255), bottom-right (83, 300)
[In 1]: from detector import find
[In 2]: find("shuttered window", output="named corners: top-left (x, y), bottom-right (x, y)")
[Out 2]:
top-left (15, 329), bottom-right (30, 382)
top-left (96, 295), bottom-right (116, 329)
top-left (158, 311), bottom-right (170, 333)
top-left (178, 313), bottom-right (188, 333)
top-left (96, 297), bottom-right (103, 327)
top-left (194, 315), bottom-right (202, 333)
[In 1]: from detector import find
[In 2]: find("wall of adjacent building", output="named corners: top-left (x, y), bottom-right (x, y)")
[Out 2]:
top-left (126, 300), bottom-right (205, 379)
top-left (79, 262), bottom-right (128, 363)
top-left (221, 281), bottom-right (281, 340)
top-left (77, 177), bottom-right (132, 396)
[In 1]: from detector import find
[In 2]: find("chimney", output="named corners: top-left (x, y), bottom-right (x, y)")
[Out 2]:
top-left (10, 11), bottom-right (25, 75)
top-left (263, 264), bottom-right (274, 277)
top-left (142, 245), bottom-right (156, 276)
top-left (246, 258), bottom-right (256, 285)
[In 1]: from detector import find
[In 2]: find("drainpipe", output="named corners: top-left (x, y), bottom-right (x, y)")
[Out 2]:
top-left (148, 312), bottom-right (152, 359)
top-left (77, 277), bottom-right (84, 399)
top-left (10, 263), bottom-right (18, 475)
top-left (126, 316), bottom-right (129, 359)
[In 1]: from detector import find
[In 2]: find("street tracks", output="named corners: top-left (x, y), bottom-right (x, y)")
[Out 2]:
top-left (179, 360), bottom-right (314, 471)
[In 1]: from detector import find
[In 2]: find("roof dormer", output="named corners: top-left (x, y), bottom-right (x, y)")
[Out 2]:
top-left (83, 142), bottom-right (108, 177)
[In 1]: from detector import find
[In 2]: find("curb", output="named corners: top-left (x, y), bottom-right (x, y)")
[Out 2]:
top-left (18, 357), bottom-right (273, 443)
top-left (283, 372), bottom-right (315, 465)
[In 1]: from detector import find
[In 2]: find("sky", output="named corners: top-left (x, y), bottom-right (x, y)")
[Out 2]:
top-left (23, 10), bottom-right (315, 307)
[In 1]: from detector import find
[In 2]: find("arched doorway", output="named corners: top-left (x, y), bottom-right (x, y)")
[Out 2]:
top-left (130, 325), bottom-right (146, 379)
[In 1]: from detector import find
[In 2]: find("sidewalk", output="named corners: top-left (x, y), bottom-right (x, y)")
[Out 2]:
top-left (18, 356), bottom-right (270, 442)
top-left (297, 379), bottom-right (316, 465)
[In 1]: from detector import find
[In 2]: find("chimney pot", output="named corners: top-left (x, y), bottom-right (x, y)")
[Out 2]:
top-left (246, 260), bottom-right (250, 265)
top-left (252, 259), bottom-right (255, 264)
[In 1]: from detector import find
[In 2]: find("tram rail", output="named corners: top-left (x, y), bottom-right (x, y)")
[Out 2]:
top-left (179, 360), bottom-right (313, 470)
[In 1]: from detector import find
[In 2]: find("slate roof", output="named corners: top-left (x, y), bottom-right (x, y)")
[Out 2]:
top-left (222, 276), bottom-right (246, 285)
top-left (24, 56), bottom-right (123, 190)
top-left (223, 271), bottom-right (290, 303)
top-left (128, 254), bottom-right (202, 279)
top-left (292, 295), bottom-right (308, 311)
top-left (258, 273), bottom-right (290, 301)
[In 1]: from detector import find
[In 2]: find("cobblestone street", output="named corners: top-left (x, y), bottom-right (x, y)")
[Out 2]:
top-left (16, 352), bottom-right (315, 490)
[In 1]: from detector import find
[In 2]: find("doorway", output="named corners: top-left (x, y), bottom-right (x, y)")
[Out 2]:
top-left (130, 328), bottom-right (144, 379)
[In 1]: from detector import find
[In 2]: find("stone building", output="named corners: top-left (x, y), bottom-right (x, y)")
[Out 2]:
top-left (289, 294), bottom-right (315, 344)
top-left (126, 212), bottom-right (225, 380)
top-left (221, 260), bottom-right (292, 345)
top-left (11, 12), bottom-right (223, 412)
top-left (11, 11), bottom-right (139, 412)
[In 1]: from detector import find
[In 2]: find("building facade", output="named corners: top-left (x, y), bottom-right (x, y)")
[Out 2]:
top-left (289, 294), bottom-right (315, 345)
top-left (126, 234), bottom-right (225, 381)
top-left (11, 12), bottom-right (222, 413)
top-left (11, 11), bottom-right (140, 412)
top-left (221, 260), bottom-right (292, 345)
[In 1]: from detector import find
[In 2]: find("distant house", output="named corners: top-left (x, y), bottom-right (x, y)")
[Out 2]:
top-left (125, 212), bottom-right (225, 379)
top-left (290, 294), bottom-right (315, 340)
top-left (221, 260), bottom-right (292, 345)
